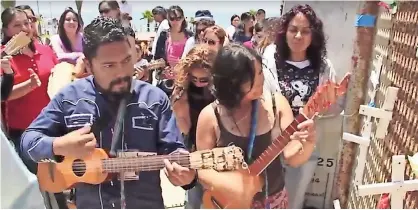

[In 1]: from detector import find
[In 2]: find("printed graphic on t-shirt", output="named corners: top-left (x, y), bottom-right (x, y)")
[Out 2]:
top-left (277, 62), bottom-right (319, 116)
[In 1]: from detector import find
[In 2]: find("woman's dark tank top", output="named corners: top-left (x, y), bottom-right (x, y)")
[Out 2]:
top-left (212, 98), bottom-right (285, 201)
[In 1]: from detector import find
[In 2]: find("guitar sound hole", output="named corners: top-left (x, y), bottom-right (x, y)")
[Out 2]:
top-left (72, 159), bottom-right (86, 177)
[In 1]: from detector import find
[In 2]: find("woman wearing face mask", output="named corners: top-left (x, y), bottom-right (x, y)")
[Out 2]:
top-left (232, 12), bottom-right (255, 44)
top-left (202, 25), bottom-right (228, 51)
top-left (196, 44), bottom-right (317, 209)
top-left (50, 8), bottom-right (83, 64)
top-left (154, 5), bottom-right (193, 95)
top-left (263, 5), bottom-right (344, 209)
top-left (171, 44), bottom-right (217, 208)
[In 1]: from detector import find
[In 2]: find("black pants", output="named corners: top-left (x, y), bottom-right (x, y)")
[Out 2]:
top-left (8, 128), bottom-right (68, 209)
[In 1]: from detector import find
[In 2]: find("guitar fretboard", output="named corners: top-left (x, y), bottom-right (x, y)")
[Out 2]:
top-left (248, 114), bottom-right (307, 175)
top-left (101, 154), bottom-right (191, 173)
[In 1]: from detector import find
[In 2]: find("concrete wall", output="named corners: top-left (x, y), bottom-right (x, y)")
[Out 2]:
top-left (283, 1), bottom-right (360, 208)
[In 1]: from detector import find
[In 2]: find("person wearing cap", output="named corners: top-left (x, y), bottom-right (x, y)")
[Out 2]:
top-left (98, 0), bottom-right (121, 20)
top-left (151, 6), bottom-right (170, 57)
top-left (181, 10), bottom-right (215, 58)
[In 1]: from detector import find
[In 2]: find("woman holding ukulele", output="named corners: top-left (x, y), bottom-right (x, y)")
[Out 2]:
top-left (195, 44), bottom-right (317, 208)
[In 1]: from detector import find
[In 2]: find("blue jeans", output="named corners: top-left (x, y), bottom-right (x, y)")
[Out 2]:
top-left (184, 182), bottom-right (204, 209)
top-left (284, 152), bottom-right (319, 209)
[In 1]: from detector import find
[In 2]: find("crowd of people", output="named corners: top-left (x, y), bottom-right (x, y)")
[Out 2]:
top-left (1, 0), bottom-right (344, 209)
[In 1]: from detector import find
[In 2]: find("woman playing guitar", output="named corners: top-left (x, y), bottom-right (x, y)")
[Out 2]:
top-left (195, 44), bottom-right (317, 208)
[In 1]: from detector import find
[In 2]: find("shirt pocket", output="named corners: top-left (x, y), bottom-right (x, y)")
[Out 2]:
top-left (126, 103), bottom-right (159, 151)
top-left (61, 98), bottom-right (100, 132)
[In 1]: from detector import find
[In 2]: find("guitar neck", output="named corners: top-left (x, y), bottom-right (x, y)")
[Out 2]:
top-left (102, 153), bottom-right (192, 173)
top-left (248, 114), bottom-right (307, 175)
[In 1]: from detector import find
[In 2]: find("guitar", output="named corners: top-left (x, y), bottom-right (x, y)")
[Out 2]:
top-left (202, 73), bottom-right (351, 209)
top-left (37, 146), bottom-right (245, 193)
top-left (47, 62), bottom-right (77, 99)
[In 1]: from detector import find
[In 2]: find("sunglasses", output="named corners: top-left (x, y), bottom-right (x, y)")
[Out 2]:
top-left (203, 39), bottom-right (218, 46)
top-left (190, 75), bottom-right (210, 83)
top-left (169, 16), bottom-right (183, 21)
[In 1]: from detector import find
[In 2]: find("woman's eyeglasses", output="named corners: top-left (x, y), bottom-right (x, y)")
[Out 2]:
top-left (169, 16), bottom-right (183, 21)
top-left (203, 39), bottom-right (218, 46)
top-left (189, 75), bottom-right (210, 83)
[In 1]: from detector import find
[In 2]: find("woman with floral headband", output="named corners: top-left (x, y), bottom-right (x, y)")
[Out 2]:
top-left (171, 44), bottom-right (217, 208)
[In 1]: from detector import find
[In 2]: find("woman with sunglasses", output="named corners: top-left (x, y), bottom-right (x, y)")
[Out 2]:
top-left (171, 44), bottom-right (217, 208)
top-left (50, 8), bottom-right (83, 64)
top-left (153, 5), bottom-right (193, 95)
top-left (202, 25), bottom-right (228, 51)
top-left (181, 17), bottom-right (215, 58)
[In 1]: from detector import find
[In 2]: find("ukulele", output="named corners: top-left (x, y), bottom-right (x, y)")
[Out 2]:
top-left (133, 58), bottom-right (166, 80)
top-left (202, 73), bottom-right (351, 209)
top-left (37, 146), bottom-right (245, 193)
top-left (1, 31), bottom-right (31, 57)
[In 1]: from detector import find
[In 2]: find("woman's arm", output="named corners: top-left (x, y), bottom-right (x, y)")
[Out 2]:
top-left (171, 88), bottom-right (191, 135)
top-left (50, 35), bottom-right (83, 64)
top-left (7, 79), bottom-right (37, 101)
top-left (275, 93), bottom-right (316, 167)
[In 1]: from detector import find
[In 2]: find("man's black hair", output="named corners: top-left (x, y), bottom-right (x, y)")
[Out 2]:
top-left (83, 16), bottom-right (126, 61)
top-left (257, 9), bottom-right (266, 15)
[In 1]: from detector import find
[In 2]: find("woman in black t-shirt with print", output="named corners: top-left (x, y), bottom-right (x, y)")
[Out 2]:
top-left (263, 4), bottom-right (345, 209)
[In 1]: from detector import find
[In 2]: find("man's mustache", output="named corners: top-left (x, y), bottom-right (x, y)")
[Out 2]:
top-left (110, 76), bottom-right (131, 87)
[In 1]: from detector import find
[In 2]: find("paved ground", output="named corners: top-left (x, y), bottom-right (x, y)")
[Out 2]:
top-left (160, 170), bottom-right (186, 209)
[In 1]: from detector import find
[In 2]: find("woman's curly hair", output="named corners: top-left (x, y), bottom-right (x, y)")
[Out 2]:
top-left (173, 44), bottom-right (217, 91)
top-left (275, 4), bottom-right (327, 74)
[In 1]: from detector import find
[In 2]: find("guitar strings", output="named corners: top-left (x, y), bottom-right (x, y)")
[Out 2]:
top-left (44, 156), bottom-right (243, 173)
top-left (45, 159), bottom-right (238, 174)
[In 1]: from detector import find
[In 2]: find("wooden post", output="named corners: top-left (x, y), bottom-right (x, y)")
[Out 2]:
top-left (333, 1), bottom-right (380, 208)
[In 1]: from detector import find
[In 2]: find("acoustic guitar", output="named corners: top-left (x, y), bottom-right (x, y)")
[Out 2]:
top-left (133, 58), bottom-right (166, 80)
top-left (37, 146), bottom-right (246, 193)
top-left (202, 73), bottom-right (351, 209)
top-left (47, 62), bottom-right (77, 99)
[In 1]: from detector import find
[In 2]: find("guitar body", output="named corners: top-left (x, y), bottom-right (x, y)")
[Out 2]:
top-left (202, 169), bottom-right (263, 209)
top-left (47, 62), bottom-right (77, 99)
top-left (37, 149), bottom-right (109, 193)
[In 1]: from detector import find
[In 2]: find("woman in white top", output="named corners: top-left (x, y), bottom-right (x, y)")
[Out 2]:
top-left (226, 14), bottom-right (240, 40)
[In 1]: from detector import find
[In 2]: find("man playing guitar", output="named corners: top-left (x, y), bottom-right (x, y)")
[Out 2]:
top-left (20, 17), bottom-right (196, 209)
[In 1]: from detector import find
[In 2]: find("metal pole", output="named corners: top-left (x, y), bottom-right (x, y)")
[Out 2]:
top-left (332, 1), bottom-right (379, 208)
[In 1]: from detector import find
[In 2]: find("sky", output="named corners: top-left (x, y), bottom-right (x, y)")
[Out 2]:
top-left (14, 0), bottom-right (283, 31)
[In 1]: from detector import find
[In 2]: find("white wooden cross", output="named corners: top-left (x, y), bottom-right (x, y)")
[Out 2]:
top-left (357, 155), bottom-right (418, 209)
top-left (342, 87), bottom-right (399, 186)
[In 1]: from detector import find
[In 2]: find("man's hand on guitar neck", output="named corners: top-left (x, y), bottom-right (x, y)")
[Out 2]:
top-left (163, 149), bottom-right (197, 187)
top-left (52, 125), bottom-right (97, 158)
